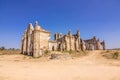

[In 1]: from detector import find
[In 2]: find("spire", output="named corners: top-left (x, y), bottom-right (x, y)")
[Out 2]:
top-left (93, 36), bottom-right (97, 41)
top-left (77, 30), bottom-right (80, 33)
top-left (29, 23), bottom-right (32, 26)
top-left (68, 30), bottom-right (71, 35)
top-left (35, 21), bottom-right (38, 26)
top-left (103, 40), bottom-right (105, 44)
top-left (77, 30), bottom-right (80, 37)
top-left (23, 30), bottom-right (27, 37)
top-left (97, 39), bottom-right (100, 42)
top-left (28, 23), bottom-right (34, 30)
top-left (34, 21), bottom-right (40, 30)
top-left (59, 32), bottom-right (63, 38)
top-left (68, 30), bottom-right (72, 36)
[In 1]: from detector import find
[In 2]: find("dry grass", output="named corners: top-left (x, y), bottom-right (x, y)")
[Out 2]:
top-left (102, 50), bottom-right (120, 60)
top-left (0, 50), bottom-right (20, 55)
top-left (1, 49), bottom-right (120, 60)
top-left (61, 50), bottom-right (89, 58)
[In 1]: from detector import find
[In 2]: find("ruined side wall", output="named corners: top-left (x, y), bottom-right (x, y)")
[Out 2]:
top-left (48, 41), bottom-right (57, 51)
top-left (39, 32), bottom-right (51, 50)
top-left (64, 36), bottom-right (75, 51)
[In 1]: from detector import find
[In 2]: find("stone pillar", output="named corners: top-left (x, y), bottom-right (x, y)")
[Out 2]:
top-left (62, 43), bottom-right (65, 51)
top-left (94, 43), bottom-right (96, 50)
top-left (93, 36), bottom-right (97, 50)
top-left (75, 38), bottom-right (79, 51)
top-left (81, 39), bottom-right (86, 51)
top-left (33, 21), bottom-right (41, 58)
top-left (21, 35), bottom-right (24, 54)
top-left (59, 33), bottom-right (62, 38)
top-left (93, 36), bottom-right (97, 41)
top-left (67, 31), bottom-right (73, 50)
top-left (77, 30), bottom-right (81, 50)
top-left (60, 44), bottom-right (62, 51)
top-left (64, 35), bottom-right (70, 51)
top-left (102, 41), bottom-right (106, 50)
top-left (54, 33), bottom-right (58, 40)
top-left (88, 42), bottom-right (91, 50)
top-left (23, 30), bottom-right (27, 54)
top-left (70, 36), bottom-right (75, 51)
top-left (85, 42), bottom-right (88, 50)
top-left (96, 39), bottom-right (101, 50)
top-left (26, 23), bottom-right (34, 55)
top-left (89, 44), bottom-right (92, 50)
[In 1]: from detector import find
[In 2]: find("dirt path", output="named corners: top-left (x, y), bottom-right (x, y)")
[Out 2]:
top-left (0, 51), bottom-right (120, 80)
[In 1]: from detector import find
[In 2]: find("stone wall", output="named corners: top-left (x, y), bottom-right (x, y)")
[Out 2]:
top-left (84, 36), bottom-right (106, 50)
top-left (54, 30), bottom-right (82, 51)
top-left (21, 21), bottom-right (106, 57)
top-left (49, 41), bottom-right (57, 51)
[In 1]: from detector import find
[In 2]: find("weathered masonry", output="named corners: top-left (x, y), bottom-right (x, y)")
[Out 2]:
top-left (21, 21), bottom-right (106, 57)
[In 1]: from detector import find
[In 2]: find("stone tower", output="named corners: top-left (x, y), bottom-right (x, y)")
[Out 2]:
top-left (33, 21), bottom-right (51, 57)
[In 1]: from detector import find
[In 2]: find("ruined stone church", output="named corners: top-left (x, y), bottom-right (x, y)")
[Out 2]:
top-left (21, 21), bottom-right (106, 57)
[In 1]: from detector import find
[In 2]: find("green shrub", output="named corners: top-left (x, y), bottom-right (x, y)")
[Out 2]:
top-left (112, 52), bottom-right (119, 59)
top-left (69, 50), bottom-right (73, 54)
top-left (83, 50), bottom-right (88, 54)
top-left (68, 50), bottom-right (77, 54)
top-left (44, 50), bottom-right (50, 55)
top-left (106, 50), bottom-right (110, 53)
top-left (0, 46), bottom-right (5, 50)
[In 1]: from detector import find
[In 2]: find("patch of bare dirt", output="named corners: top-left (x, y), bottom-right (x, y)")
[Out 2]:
top-left (0, 50), bottom-right (120, 80)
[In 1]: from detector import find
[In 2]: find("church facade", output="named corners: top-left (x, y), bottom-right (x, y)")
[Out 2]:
top-left (21, 21), bottom-right (106, 57)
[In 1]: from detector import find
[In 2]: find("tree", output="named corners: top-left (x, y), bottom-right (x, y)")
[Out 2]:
top-left (0, 46), bottom-right (5, 50)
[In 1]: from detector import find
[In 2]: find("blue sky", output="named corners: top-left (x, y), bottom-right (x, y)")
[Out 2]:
top-left (0, 0), bottom-right (120, 49)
